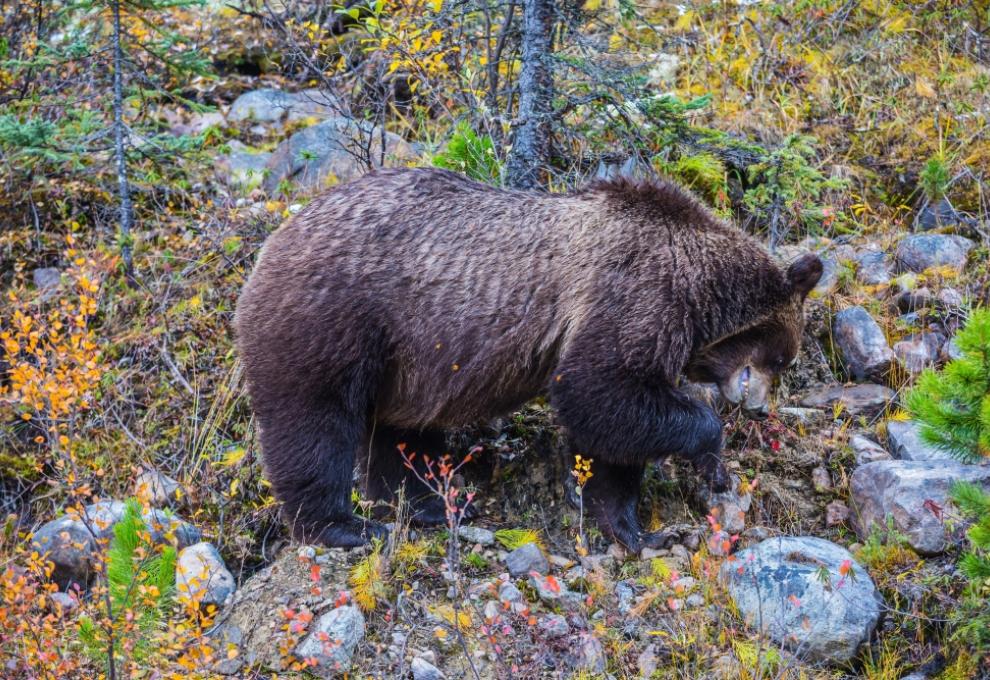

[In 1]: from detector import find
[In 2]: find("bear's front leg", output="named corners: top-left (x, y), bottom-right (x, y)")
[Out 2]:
top-left (578, 460), bottom-right (679, 552)
top-left (552, 353), bottom-right (729, 550)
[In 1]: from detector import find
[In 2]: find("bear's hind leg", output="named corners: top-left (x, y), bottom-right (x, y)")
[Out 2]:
top-left (257, 392), bottom-right (387, 548)
top-left (366, 426), bottom-right (478, 526)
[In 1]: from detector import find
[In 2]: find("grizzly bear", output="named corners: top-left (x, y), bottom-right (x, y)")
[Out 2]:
top-left (234, 167), bottom-right (822, 551)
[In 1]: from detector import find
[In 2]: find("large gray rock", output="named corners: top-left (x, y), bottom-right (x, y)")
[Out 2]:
top-left (503, 542), bottom-right (548, 577)
top-left (915, 198), bottom-right (978, 232)
top-left (410, 657), bottom-right (445, 680)
top-left (886, 420), bottom-right (957, 462)
top-left (892, 333), bottom-right (942, 374)
top-left (720, 537), bottom-right (881, 664)
top-left (31, 501), bottom-right (126, 587)
top-left (33, 267), bottom-right (61, 290)
top-left (176, 542), bottom-right (236, 608)
top-left (141, 508), bottom-right (202, 549)
top-left (564, 633), bottom-right (606, 673)
top-left (295, 605), bottom-right (365, 671)
top-left (854, 250), bottom-right (892, 286)
top-left (799, 383), bottom-right (895, 416)
top-left (228, 88), bottom-right (298, 123)
top-left (812, 255), bottom-right (840, 296)
top-left (133, 467), bottom-right (185, 508)
top-left (832, 306), bottom-right (895, 380)
top-left (262, 118), bottom-right (418, 194)
top-left (458, 525), bottom-right (495, 546)
top-left (850, 460), bottom-right (990, 554)
top-left (895, 234), bottom-right (975, 274)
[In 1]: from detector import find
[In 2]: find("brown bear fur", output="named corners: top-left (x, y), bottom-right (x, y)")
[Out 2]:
top-left (234, 167), bottom-right (821, 550)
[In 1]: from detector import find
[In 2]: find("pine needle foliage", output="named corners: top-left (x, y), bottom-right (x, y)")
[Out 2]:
top-left (78, 499), bottom-right (177, 666)
top-left (906, 309), bottom-right (990, 652)
top-left (905, 308), bottom-right (990, 463)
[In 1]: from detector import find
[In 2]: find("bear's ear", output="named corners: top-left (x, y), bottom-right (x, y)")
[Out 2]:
top-left (787, 253), bottom-right (823, 299)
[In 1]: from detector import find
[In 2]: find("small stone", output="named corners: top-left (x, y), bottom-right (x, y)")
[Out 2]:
top-left (893, 333), bottom-right (943, 374)
top-left (564, 633), bottom-right (606, 673)
top-left (637, 644), bottom-right (659, 678)
top-left (133, 468), bottom-right (184, 508)
top-left (33, 267), bottom-right (61, 291)
top-left (50, 591), bottom-right (78, 612)
top-left (176, 542), bottom-right (236, 608)
top-left (294, 605), bottom-right (365, 671)
top-left (707, 530), bottom-right (733, 557)
top-left (777, 407), bottom-right (825, 424)
top-left (564, 565), bottom-right (587, 587)
top-left (528, 572), bottom-right (568, 603)
top-left (497, 581), bottom-right (523, 604)
top-left (941, 336), bottom-right (964, 362)
top-left (538, 613), bottom-right (569, 638)
top-left (669, 544), bottom-right (690, 562)
top-left (228, 88), bottom-right (297, 123)
top-left (297, 546), bottom-right (316, 561)
top-left (671, 575), bottom-right (696, 592)
top-left (854, 250), bottom-right (892, 285)
top-left (219, 144), bottom-right (272, 190)
top-left (916, 197), bottom-right (977, 231)
top-left (640, 547), bottom-right (668, 560)
top-left (503, 543), bottom-right (547, 578)
top-left (812, 256), bottom-right (840, 296)
top-left (547, 554), bottom-right (574, 569)
top-left (607, 542), bottom-right (628, 560)
top-left (685, 593), bottom-right (705, 609)
top-left (849, 435), bottom-right (892, 466)
top-left (799, 383), bottom-right (896, 416)
top-left (720, 536), bottom-right (882, 664)
top-left (580, 553), bottom-right (615, 573)
top-left (886, 420), bottom-right (958, 462)
top-left (832, 306), bottom-right (895, 380)
top-left (895, 234), bottom-right (975, 274)
top-left (30, 501), bottom-right (127, 588)
top-left (698, 474), bottom-right (751, 535)
top-left (615, 581), bottom-right (635, 615)
top-left (850, 460), bottom-right (990, 554)
top-left (811, 466), bottom-right (832, 492)
top-left (894, 287), bottom-right (932, 313)
top-left (825, 501), bottom-right (850, 527)
top-left (937, 288), bottom-right (964, 308)
top-left (410, 657), bottom-right (445, 680)
top-left (483, 600), bottom-right (499, 621)
top-left (457, 525), bottom-right (495, 546)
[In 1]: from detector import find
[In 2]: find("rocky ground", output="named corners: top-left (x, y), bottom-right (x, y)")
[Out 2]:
top-left (6, 2), bottom-right (990, 677)
top-left (25, 95), bottom-right (989, 673)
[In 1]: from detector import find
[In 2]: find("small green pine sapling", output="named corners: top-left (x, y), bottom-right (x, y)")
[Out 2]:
top-left (906, 307), bottom-right (990, 652)
top-left (906, 308), bottom-right (990, 463)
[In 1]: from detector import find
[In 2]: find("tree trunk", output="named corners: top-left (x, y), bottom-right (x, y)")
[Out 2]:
top-left (111, 0), bottom-right (134, 281)
top-left (506, 0), bottom-right (554, 190)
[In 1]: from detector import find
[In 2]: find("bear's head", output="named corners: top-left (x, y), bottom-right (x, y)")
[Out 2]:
top-left (686, 254), bottom-right (823, 416)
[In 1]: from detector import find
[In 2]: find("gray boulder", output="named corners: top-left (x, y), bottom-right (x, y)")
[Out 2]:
top-left (228, 88), bottom-right (298, 123)
top-left (142, 508), bottom-right (202, 549)
top-left (133, 467), bottom-right (185, 508)
top-left (31, 501), bottom-right (126, 587)
top-left (886, 420), bottom-right (958, 462)
top-left (262, 118), bottom-right (418, 194)
top-left (849, 435), bottom-right (892, 466)
top-left (410, 657), bottom-right (445, 680)
top-left (564, 633), bottom-right (606, 673)
top-left (720, 536), bottom-right (881, 664)
top-left (503, 542), bottom-right (548, 577)
top-left (854, 250), bottom-right (892, 286)
top-left (799, 383), bottom-right (895, 416)
top-left (458, 525), bottom-right (495, 546)
top-left (294, 605), bottom-right (365, 671)
top-left (916, 198), bottom-right (978, 232)
top-left (176, 542), bottom-right (236, 608)
top-left (895, 234), bottom-right (975, 274)
top-left (850, 460), bottom-right (990, 554)
top-left (33, 267), bottom-right (61, 291)
top-left (832, 306), bottom-right (895, 380)
top-left (892, 333), bottom-right (942, 374)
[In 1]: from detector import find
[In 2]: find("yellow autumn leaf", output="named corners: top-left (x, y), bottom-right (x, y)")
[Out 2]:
top-left (915, 77), bottom-right (936, 99)
top-left (674, 9), bottom-right (695, 31)
top-left (583, 0), bottom-right (601, 10)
